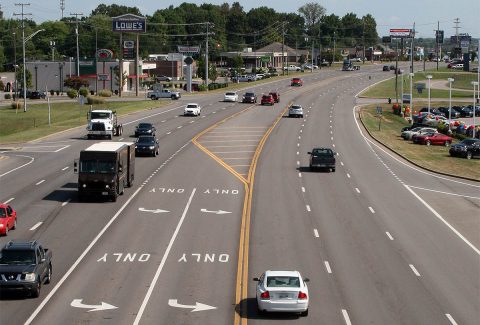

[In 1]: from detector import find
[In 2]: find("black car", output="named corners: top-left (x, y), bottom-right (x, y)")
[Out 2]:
top-left (135, 136), bottom-right (159, 157)
top-left (389, 65), bottom-right (396, 70)
top-left (418, 107), bottom-right (445, 117)
top-left (29, 91), bottom-right (46, 99)
top-left (134, 122), bottom-right (156, 137)
top-left (242, 92), bottom-right (257, 103)
top-left (453, 106), bottom-right (473, 117)
top-left (465, 105), bottom-right (480, 117)
top-left (382, 65), bottom-right (389, 71)
top-left (449, 138), bottom-right (480, 159)
top-left (308, 147), bottom-right (336, 172)
top-left (437, 107), bottom-right (460, 119)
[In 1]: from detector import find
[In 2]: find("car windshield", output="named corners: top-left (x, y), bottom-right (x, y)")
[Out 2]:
top-left (245, 93), bottom-right (254, 96)
top-left (226, 92), bottom-right (235, 96)
top-left (312, 149), bottom-right (333, 156)
top-left (80, 160), bottom-right (116, 174)
top-left (266, 276), bottom-right (300, 288)
top-left (291, 106), bottom-right (302, 110)
top-left (137, 137), bottom-right (155, 144)
top-left (90, 112), bottom-right (111, 119)
top-left (461, 139), bottom-right (477, 145)
top-left (0, 250), bottom-right (36, 265)
top-left (138, 123), bottom-right (152, 128)
top-left (187, 104), bottom-right (198, 108)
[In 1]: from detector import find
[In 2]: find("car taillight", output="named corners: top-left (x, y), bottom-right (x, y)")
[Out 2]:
top-left (298, 291), bottom-right (307, 299)
top-left (260, 291), bottom-right (270, 299)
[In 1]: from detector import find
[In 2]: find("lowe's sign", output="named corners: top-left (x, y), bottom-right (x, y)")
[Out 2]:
top-left (112, 14), bottom-right (146, 33)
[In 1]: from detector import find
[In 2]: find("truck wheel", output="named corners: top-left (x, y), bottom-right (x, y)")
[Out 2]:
top-left (87, 134), bottom-right (92, 140)
top-left (466, 151), bottom-right (472, 159)
top-left (112, 194), bottom-right (117, 202)
top-left (31, 278), bottom-right (41, 298)
top-left (45, 265), bottom-right (52, 284)
top-left (150, 96), bottom-right (155, 100)
top-left (108, 134), bottom-right (112, 140)
top-left (332, 168), bottom-right (336, 172)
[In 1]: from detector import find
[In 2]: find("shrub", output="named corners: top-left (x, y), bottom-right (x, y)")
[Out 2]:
top-left (79, 87), bottom-right (89, 97)
top-left (4, 93), bottom-right (11, 99)
top-left (98, 89), bottom-right (112, 97)
top-left (67, 89), bottom-right (78, 98)
top-left (50, 90), bottom-right (55, 95)
top-left (87, 96), bottom-right (105, 105)
top-left (198, 84), bottom-right (208, 91)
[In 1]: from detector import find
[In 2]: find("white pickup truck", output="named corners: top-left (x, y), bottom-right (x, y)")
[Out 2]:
top-left (147, 89), bottom-right (181, 100)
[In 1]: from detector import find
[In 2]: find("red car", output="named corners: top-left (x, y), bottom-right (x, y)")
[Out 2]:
top-left (0, 204), bottom-right (17, 236)
top-left (269, 92), bottom-right (280, 103)
top-left (413, 133), bottom-right (453, 146)
top-left (261, 94), bottom-right (274, 106)
top-left (291, 78), bottom-right (303, 86)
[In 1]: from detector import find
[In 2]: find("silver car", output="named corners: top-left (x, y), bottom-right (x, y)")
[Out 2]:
top-left (288, 105), bottom-right (304, 118)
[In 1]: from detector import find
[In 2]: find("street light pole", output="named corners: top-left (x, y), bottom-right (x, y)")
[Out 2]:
top-left (472, 81), bottom-right (478, 138)
top-left (448, 78), bottom-right (454, 121)
top-left (20, 28), bottom-right (45, 112)
top-left (409, 72), bottom-right (414, 123)
top-left (426, 75), bottom-right (432, 114)
top-left (70, 13), bottom-right (83, 77)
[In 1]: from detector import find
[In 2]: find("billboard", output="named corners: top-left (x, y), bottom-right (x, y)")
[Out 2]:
top-left (389, 29), bottom-right (412, 37)
top-left (112, 14), bottom-right (146, 33)
top-left (177, 46), bottom-right (200, 54)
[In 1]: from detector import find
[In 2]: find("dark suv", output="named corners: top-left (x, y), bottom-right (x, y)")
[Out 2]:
top-left (134, 123), bottom-right (156, 137)
top-left (0, 240), bottom-right (52, 297)
top-left (242, 92), bottom-right (257, 103)
top-left (449, 138), bottom-right (480, 159)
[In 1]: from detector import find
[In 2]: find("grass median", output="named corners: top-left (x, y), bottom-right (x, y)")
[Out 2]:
top-left (360, 104), bottom-right (479, 181)
top-left (0, 99), bottom-right (167, 144)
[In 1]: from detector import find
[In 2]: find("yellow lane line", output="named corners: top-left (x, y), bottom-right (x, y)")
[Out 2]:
top-left (235, 102), bottom-right (292, 325)
top-left (199, 140), bottom-right (260, 143)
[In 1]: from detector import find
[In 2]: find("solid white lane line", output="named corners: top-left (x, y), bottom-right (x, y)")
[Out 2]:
top-left (342, 309), bottom-right (352, 325)
top-left (35, 180), bottom-right (45, 185)
top-left (406, 185), bottom-right (480, 200)
top-left (404, 185), bottom-right (480, 256)
top-left (445, 314), bottom-right (458, 325)
top-left (314, 229), bottom-right (319, 237)
top-left (324, 261), bottom-right (332, 273)
top-left (306, 205), bottom-right (311, 212)
top-left (368, 207), bottom-right (375, 213)
top-left (409, 264), bottom-right (421, 276)
top-left (62, 166), bottom-right (69, 171)
top-left (62, 199), bottom-right (71, 207)
top-left (29, 222), bottom-right (43, 231)
top-left (386, 232), bottom-right (394, 240)
top-left (4, 198), bottom-right (14, 204)
top-left (302, 187), bottom-right (305, 192)
top-left (133, 188), bottom-right (196, 325)
top-left (355, 188), bottom-right (360, 193)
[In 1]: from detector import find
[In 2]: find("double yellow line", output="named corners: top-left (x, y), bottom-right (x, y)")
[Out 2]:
top-left (192, 102), bottom-right (291, 325)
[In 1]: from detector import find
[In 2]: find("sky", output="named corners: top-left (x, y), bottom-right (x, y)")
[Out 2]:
top-left (1, 0), bottom-right (479, 39)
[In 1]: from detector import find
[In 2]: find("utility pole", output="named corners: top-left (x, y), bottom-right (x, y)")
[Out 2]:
top-left (436, 21), bottom-right (439, 71)
top-left (362, 19), bottom-right (366, 63)
top-left (410, 22), bottom-right (415, 74)
top-left (70, 12), bottom-right (83, 77)
top-left (14, 2), bottom-right (32, 112)
top-left (318, 25), bottom-right (322, 69)
top-left (60, 0), bottom-right (65, 19)
top-left (13, 31), bottom-right (17, 98)
top-left (282, 22), bottom-right (285, 75)
top-left (333, 30), bottom-right (336, 64)
top-left (50, 40), bottom-right (55, 61)
top-left (205, 22), bottom-right (210, 90)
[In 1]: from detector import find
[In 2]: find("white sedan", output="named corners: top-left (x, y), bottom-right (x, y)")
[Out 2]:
top-left (184, 103), bottom-right (201, 116)
top-left (224, 92), bottom-right (238, 102)
top-left (254, 270), bottom-right (309, 316)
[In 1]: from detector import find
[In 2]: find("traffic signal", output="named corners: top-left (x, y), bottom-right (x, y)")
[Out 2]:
top-left (436, 30), bottom-right (444, 44)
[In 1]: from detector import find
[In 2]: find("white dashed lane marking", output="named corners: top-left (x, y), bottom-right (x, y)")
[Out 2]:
top-left (30, 222), bottom-right (43, 231)
top-left (445, 314), bottom-right (458, 325)
top-left (409, 264), bottom-right (421, 276)
top-left (313, 229), bottom-right (319, 237)
top-left (62, 166), bottom-right (69, 171)
top-left (368, 207), bottom-right (375, 213)
top-left (355, 188), bottom-right (360, 193)
top-left (386, 232), bottom-right (394, 240)
top-left (36, 180), bottom-right (45, 186)
top-left (324, 261), bottom-right (332, 273)
top-left (342, 309), bottom-right (352, 325)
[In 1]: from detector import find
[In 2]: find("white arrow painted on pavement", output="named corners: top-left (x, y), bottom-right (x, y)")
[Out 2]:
top-left (168, 299), bottom-right (216, 312)
top-left (70, 299), bottom-right (118, 312)
top-left (200, 209), bottom-right (232, 215)
top-left (138, 208), bottom-right (170, 214)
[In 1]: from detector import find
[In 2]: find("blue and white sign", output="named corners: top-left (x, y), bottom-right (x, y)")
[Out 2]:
top-left (112, 14), bottom-right (146, 33)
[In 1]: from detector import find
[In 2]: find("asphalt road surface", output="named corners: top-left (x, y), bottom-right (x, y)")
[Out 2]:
top-left (1, 62), bottom-right (478, 325)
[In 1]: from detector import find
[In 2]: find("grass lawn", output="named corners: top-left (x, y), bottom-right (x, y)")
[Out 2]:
top-left (361, 70), bottom-right (478, 99)
top-left (0, 100), bottom-right (166, 144)
top-left (360, 104), bottom-right (479, 181)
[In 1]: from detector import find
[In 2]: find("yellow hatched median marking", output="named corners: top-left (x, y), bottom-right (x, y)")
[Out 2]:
top-left (191, 101), bottom-right (291, 325)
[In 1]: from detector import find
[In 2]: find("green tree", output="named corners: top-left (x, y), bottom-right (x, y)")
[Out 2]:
top-left (64, 76), bottom-right (89, 90)
top-left (90, 4), bottom-right (142, 17)
top-left (298, 2), bottom-right (326, 28)
top-left (209, 63), bottom-right (218, 82)
top-left (16, 65), bottom-right (32, 89)
top-left (362, 14), bottom-right (379, 47)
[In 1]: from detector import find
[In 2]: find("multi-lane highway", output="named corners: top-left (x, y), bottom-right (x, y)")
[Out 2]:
top-left (0, 63), bottom-right (478, 325)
